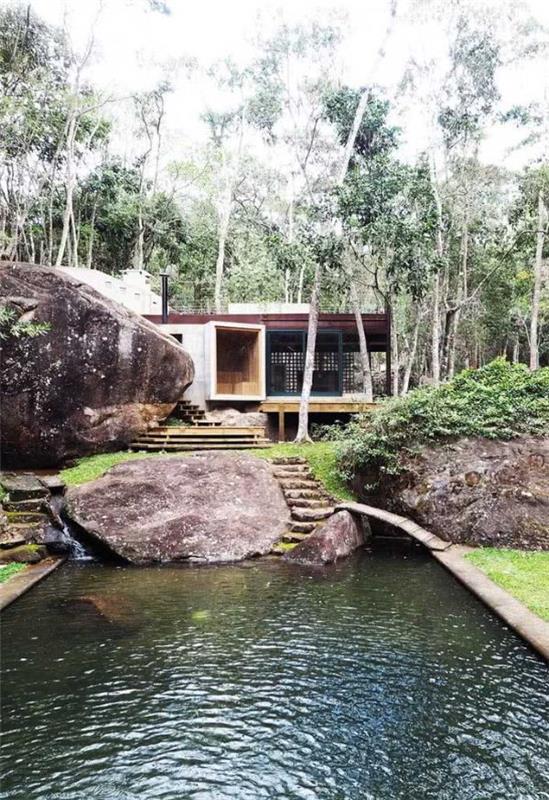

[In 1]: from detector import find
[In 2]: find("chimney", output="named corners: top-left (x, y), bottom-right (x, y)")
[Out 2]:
top-left (160, 272), bottom-right (169, 324)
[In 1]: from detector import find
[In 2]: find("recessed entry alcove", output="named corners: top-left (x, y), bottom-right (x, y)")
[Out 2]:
top-left (208, 321), bottom-right (265, 400)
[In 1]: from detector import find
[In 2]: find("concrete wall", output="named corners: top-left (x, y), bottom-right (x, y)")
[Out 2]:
top-left (228, 302), bottom-right (310, 314)
top-left (59, 267), bottom-right (163, 315)
top-left (158, 323), bottom-right (207, 407)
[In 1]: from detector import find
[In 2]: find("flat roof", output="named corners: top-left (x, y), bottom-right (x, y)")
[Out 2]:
top-left (144, 312), bottom-right (389, 339)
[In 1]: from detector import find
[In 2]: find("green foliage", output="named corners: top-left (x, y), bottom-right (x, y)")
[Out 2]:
top-left (466, 548), bottom-right (549, 622)
top-left (333, 359), bottom-right (549, 486)
top-left (324, 87), bottom-right (399, 160)
top-left (0, 563), bottom-right (26, 583)
top-left (0, 306), bottom-right (50, 339)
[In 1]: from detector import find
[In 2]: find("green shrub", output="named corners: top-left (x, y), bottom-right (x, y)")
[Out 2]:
top-left (333, 359), bottom-right (549, 489)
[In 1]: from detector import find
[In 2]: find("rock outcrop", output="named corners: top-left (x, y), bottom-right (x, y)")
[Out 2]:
top-left (369, 436), bottom-right (549, 550)
top-left (64, 453), bottom-right (290, 564)
top-left (0, 263), bottom-right (194, 468)
top-left (205, 407), bottom-right (269, 430)
top-left (285, 510), bottom-right (365, 565)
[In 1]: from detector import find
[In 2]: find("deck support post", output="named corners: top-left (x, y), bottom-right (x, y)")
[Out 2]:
top-left (278, 407), bottom-right (286, 442)
top-left (385, 301), bottom-right (392, 396)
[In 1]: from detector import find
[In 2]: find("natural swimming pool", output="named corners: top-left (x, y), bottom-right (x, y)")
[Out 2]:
top-left (2, 545), bottom-right (548, 800)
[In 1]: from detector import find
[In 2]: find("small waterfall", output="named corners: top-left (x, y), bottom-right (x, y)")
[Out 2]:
top-left (61, 520), bottom-right (95, 561)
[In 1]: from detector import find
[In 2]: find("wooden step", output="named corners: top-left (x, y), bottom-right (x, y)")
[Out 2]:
top-left (130, 442), bottom-right (272, 451)
top-left (152, 426), bottom-right (266, 435)
top-left (135, 434), bottom-right (270, 442)
top-left (134, 436), bottom-right (271, 447)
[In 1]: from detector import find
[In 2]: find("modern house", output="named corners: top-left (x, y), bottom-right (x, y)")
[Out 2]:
top-left (144, 303), bottom-right (390, 440)
top-left (60, 267), bottom-right (390, 441)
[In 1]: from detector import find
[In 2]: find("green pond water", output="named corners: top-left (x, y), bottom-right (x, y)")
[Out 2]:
top-left (1, 545), bottom-right (548, 800)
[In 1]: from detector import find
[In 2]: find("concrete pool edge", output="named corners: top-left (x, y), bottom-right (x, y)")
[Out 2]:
top-left (0, 557), bottom-right (66, 611)
top-left (433, 545), bottom-right (549, 663)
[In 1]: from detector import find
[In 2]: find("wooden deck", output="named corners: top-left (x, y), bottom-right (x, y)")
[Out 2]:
top-left (259, 398), bottom-right (378, 442)
top-left (259, 398), bottom-right (378, 413)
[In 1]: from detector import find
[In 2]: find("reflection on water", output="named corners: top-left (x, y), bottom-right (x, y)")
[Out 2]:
top-left (2, 546), bottom-right (548, 800)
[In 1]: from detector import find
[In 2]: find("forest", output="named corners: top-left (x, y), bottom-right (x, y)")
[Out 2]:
top-left (1, 0), bottom-right (548, 395)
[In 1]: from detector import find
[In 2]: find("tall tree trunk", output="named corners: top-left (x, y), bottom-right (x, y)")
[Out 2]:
top-left (429, 153), bottom-right (443, 386)
top-left (350, 276), bottom-right (373, 401)
top-left (214, 188), bottom-right (231, 312)
top-left (296, 264), bottom-right (306, 304)
top-left (295, 1), bottom-right (398, 439)
top-left (530, 188), bottom-right (546, 371)
top-left (390, 301), bottom-right (399, 396)
top-left (295, 263), bottom-right (321, 442)
top-left (447, 212), bottom-right (469, 379)
top-left (55, 114), bottom-right (77, 267)
top-left (431, 272), bottom-right (441, 386)
top-left (86, 202), bottom-right (96, 268)
top-left (401, 311), bottom-right (422, 395)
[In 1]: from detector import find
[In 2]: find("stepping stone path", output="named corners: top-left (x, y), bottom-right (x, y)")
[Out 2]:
top-left (269, 457), bottom-right (335, 555)
top-left (0, 473), bottom-right (67, 563)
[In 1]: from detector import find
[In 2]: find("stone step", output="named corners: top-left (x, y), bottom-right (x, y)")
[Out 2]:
top-left (0, 532), bottom-right (26, 549)
top-left (0, 474), bottom-right (49, 502)
top-left (278, 479), bottom-right (318, 490)
top-left (3, 499), bottom-right (46, 512)
top-left (290, 521), bottom-right (317, 533)
top-left (291, 507), bottom-right (334, 522)
top-left (39, 475), bottom-right (65, 494)
top-left (270, 542), bottom-right (297, 555)
top-left (283, 489), bottom-right (324, 500)
top-left (286, 498), bottom-right (330, 509)
top-left (282, 531), bottom-right (310, 542)
top-left (271, 457), bottom-right (307, 465)
top-left (5, 512), bottom-right (49, 524)
top-left (274, 471), bottom-right (314, 481)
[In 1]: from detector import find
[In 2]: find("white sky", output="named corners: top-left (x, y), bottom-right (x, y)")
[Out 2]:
top-left (26, 0), bottom-right (549, 171)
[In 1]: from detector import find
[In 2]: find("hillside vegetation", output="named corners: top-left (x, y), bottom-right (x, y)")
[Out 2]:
top-left (332, 359), bottom-right (549, 486)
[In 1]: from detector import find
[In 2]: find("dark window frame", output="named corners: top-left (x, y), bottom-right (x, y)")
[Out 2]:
top-left (266, 329), bottom-right (343, 397)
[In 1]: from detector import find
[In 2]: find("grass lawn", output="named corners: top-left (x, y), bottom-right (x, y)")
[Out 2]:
top-left (60, 442), bottom-right (354, 500)
top-left (60, 451), bottom-right (160, 486)
top-left (466, 548), bottom-right (549, 622)
top-left (248, 442), bottom-right (354, 501)
top-left (0, 563), bottom-right (26, 584)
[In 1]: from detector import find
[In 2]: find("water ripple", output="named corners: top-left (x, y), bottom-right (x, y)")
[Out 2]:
top-left (1, 550), bottom-right (548, 800)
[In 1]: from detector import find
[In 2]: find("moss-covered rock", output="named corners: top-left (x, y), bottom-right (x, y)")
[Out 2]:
top-left (0, 544), bottom-right (48, 563)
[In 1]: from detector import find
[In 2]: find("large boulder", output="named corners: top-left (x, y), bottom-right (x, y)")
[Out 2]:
top-left (371, 436), bottom-right (549, 550)
top-left (285, 510), bottom-right (365, 565)
top-left (64, 453), bottom-right (290, 564)
top-left (0, 263), bottom-right (194, 467)
top-left (205, 407), bottom-right (268, 430)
